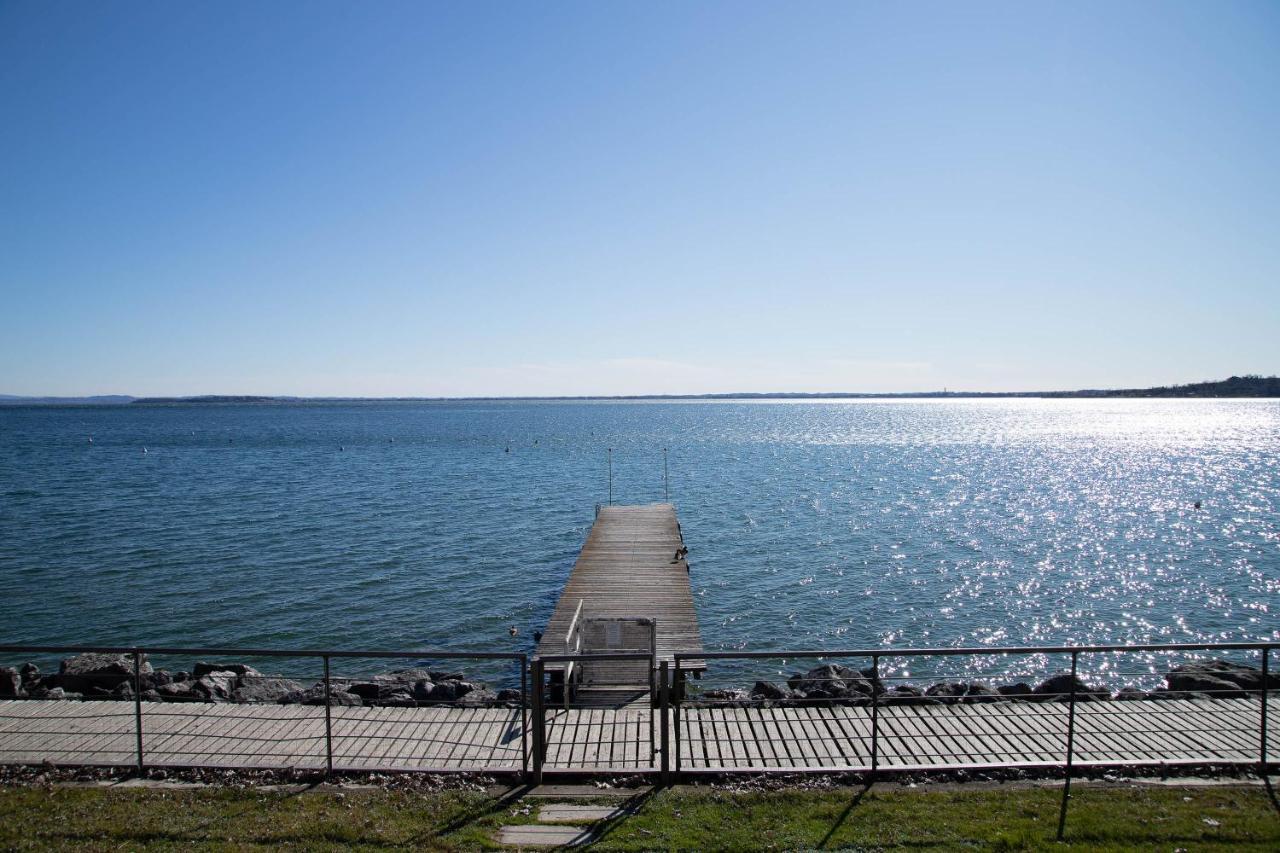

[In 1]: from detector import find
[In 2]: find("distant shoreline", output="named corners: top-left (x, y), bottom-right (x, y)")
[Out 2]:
top-left (2, 374), bottom-right (1277, 405)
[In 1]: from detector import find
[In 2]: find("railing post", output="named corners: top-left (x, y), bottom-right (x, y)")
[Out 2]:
top-left (520, 654), bottom-right (529, 782)
top-left (323, 654), bottom-right (333, 777)
top-left (1261, 646), bottom-right (1270, 778)
top-left (663, 447), bottom-right (669, 502)
top-left (1057, 650), bottom-right (1080, 841)
top-left (607, 448), bottom-right (613, 505)
top-left (674, 662), bottom-right (683, 774)
top-left (132, 650), bottom-right (144, 775)
top-left (870, 654), bottom-right (880, 776)
top-left (531, 657), bottom-right (545, 786)
top-left (659, 660), bottom-right (670, 785)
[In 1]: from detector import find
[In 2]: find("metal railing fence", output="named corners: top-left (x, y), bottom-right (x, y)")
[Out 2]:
top-left (0, 644), bottom-right (527, 777)
top-left (675, 641), bottom-right (1276, 839)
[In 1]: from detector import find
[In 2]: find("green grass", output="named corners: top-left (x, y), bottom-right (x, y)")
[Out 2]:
top-left (0, 782), bottom-right (1275, 850)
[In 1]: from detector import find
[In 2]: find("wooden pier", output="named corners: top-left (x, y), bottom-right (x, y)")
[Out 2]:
top-left (535, 504), bottom-right (705, 704)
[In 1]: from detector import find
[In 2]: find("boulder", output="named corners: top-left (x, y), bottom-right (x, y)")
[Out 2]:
top-left (384, 668), bottom-right (434, 683)
top-left (1164, 671), bottom-right (1247, 698)
top-left (700, 688), bottom-right (749, 703)
top-left (155, 681), bottom-right (196, 700)
top-left (192, 670), bottom-right (239, 702)
top-left (19, 663), bottom-right (40, 686)
top-left (925, 682), bottom-right (968, 704)
top-left (750, 681), bottom-right (789, 701)
top-left (496, 688), bottom-right (523, 704)
top-left (457, 688), bottom-right (499, 707)
top-left (280, 684), bottom-right (362, 706)
top-left (963, 683), bottom-right (1002, 703)
top-left (880, 685), bottom-right (943, 706)
top-left (0, 667), bottom-right (22, 697)
top-left (996, 683), bottom-right (1035, 700)
top-left (59, 653), bottom-right (152, 694)
top-left (1115, 687), bottom-right (1147, 701)
top-left (378, 689), bottom-right (417, 708)
top-left (1168, 660), bottom-right (1278, 693)
top-left (232, 677), bottom-right (303, 704)
top-left (411, 680), bottom-right (436, 701)
top-left (429, 671), bottom-right (465, 682)
top-left (430, 681), bottom-right (475, 702)
top-left (193, 662), bottom-right (262, 680)
top-left (1032, 672), bottom-right (1107, 702)
top-left (795, 664), bottom-right (874, 698)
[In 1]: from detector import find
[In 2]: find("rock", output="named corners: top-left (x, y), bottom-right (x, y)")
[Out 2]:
top-left (751, 681), bottom-right (790, 701)
top-left (1164, 671), bottom-right (1247, 698)
top-left (700, 688), bottom-right (749, 702)
top-left (111, 681), bottom-right (135, 699)
top-left (378, 690), bottom-right (417, 708)
top-left (925, 682), bottom-right (968, 704)
top-left (411, 680), bottom-right (435, 700)
top-left (280, 685), bottom-right (362, 706)
top-left (59, 653), bottom-right (152, 694)
top-left (192, 671), bottom-right (239, 701)
top-left (429, 671), bottom-right (465, 682)
top-left (860, 666), bottom-right (885, 696)
top-left (155, 681), bottom-right (195, 700)
top-left (140, 689), bottom-right (162, 702)
top-left (997, 683), bottom-right (1035, 700)
top-left (0, 667), bottom-right (22, 697)
top-left (496, 688), bottom-right (523, 703)
top-left (384, 668), bottom-right (434, 683)
top-left (1168, 659), bottom-right (1279, 693)
top-left (880, 686), bottom-right (943, 706)
top-left (45, 688), bottom-right (70, 700)
top-left (429, 681), bottom-right (475, 701)
top-left (1032, 672), bottom-right (1107, 701)
top-left (143, 670), bottom-right (174, 689)
top-left (963, 683), bottom-right (1001, 703)
top-left (192, 662), bottom-right (262, 680)
top-left (231, 677), bottom-right (303, 703)
top-left (19, 663), bottom-right (40, 685)
top-left (1116, 687), bottom-right (1147, 701)
top-left (795, 664), bottom-right (874, 698)
top-left (457, 688), bottom-right (499, 707)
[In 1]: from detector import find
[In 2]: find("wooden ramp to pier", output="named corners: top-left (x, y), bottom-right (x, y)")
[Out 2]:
top-left (536, 504), bottom-right (705, 704)
top-left (1, 696), bottom-right (1274, 774)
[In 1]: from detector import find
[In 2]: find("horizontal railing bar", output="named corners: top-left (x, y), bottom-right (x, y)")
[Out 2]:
top-left (0, 644), bottom-right (523, 661)
top-left (537, 653), bottom-right (655, 663)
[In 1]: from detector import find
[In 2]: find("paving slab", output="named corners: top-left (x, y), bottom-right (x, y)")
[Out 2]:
top-left (539, 804), bottom-right (630, 822)
top-left (497, 824), bottom-right (596, 847)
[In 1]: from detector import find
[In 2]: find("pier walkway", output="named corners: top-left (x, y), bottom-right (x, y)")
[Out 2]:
top-left (1, 696), bottom-right (1274, 774)
top-left (535, 504), bottom-right (704, 704)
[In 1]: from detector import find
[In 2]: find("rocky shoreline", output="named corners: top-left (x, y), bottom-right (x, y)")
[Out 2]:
top-left (0, 653), bottom-right (522, 708)
top-left (694, 658), bottom-right (1278, 707)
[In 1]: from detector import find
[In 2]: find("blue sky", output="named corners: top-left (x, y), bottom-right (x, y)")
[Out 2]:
top-left (2, 1), bottom-right (1277, 396)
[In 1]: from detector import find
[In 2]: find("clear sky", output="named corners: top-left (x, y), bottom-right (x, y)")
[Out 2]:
top-left (2, 1), bottom-right (1277, 397)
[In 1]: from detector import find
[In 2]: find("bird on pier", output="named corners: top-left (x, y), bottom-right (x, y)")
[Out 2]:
top-left (672, 545), bottom-right (688, 563)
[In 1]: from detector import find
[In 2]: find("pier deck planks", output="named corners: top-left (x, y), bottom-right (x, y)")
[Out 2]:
top-left (535, 504), bottom-right (705, 681)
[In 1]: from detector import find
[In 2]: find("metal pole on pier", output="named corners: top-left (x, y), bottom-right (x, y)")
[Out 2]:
top-left (663, 447), bottom-right (669, 502)
top-left (607, 448), bottom-right (613, 506)
top-left (133, 650), bottom-right (144, 774)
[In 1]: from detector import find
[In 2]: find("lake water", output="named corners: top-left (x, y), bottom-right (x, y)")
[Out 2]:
top-left (1, 399), bottom-right (1276, 686)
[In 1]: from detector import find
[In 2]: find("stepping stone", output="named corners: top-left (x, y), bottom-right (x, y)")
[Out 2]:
top-left (498, 825), bottom-right (596, 847)
top-left (539, 804), bottom-right (629, 822)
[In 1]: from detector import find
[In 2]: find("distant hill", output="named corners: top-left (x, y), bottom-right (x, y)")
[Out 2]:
top-left (1045, 374), bottom-right (1280, 398)
top-left (0, 395), bottom-right (135, 405)
top-left (3, 375), bottom-right (1277, 404)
